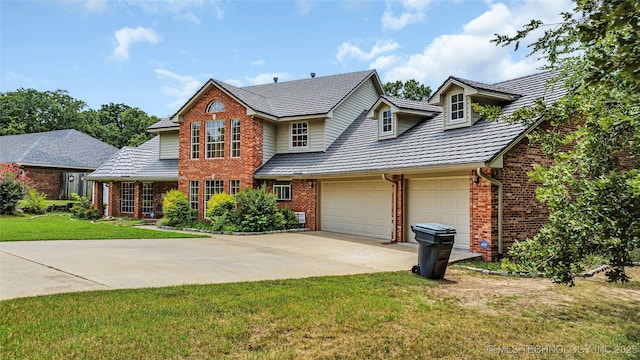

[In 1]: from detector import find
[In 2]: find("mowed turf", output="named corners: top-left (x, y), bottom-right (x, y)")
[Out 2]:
top-left (1, 269), bottom-right (639, 359)
top-left (0, 215), bottom-right (202, 241)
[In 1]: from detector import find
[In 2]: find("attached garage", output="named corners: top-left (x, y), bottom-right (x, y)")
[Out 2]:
top-left (320, 180), bottom-right (392, 240)
top-left (406, 176), bottom-right (470, 250)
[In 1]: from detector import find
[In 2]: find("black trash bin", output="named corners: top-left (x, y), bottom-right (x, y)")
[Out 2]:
top-left (410, 223), bottom-right (456, 279)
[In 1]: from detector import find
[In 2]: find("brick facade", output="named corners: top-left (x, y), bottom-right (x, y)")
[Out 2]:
top-left (264, 179), bottom-right (318, 230)
top-left (178, 85), bottom-right (264, 219)
top-left (102, 181), bottom-right (177, 219)
top-left (24, 166), bottom-right (63, 200)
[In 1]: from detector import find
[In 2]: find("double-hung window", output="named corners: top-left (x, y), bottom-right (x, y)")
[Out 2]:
top-left (206, 120), bottom-right (225, 158)
top-left (290, 122), bottom-right (308, 149)
top-left (229, 179), bottom-right (240, 196)
top-left (142, 182), bottom-right (153, 214)
top-left (121, 182), bottom-right (134, 213)
top-left (450, 93), bottom-right (464, 121)
top-left (189, 181), bottom-right (199, 210)
top-left (274, 181), bottom-right (292, 201)
top-left (231, 119), bottom-right (240, 158)
top-left (382, 109), bottom-right (393, 134)
top-left (190, 122), bottom-right (200, 159)
top-left (204, 180), bottom-right (224, 215)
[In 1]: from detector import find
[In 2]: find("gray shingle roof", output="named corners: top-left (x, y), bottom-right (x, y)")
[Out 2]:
top-left (381, 95), bottom-right (442, 113)
top-left (201, 70), bottom-right (379, 119)
top-left (85, 136), bottom-right (177, 181)
top-left (255, 71), bottom-right (565, 177)
top-left (147, 118), bottom-right (179, 131)
top-left (0, 129), bottom-right (118, 170)
top-left (449, 76), bottom-right (521, 96)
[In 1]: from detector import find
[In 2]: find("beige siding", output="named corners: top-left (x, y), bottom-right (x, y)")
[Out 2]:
top-left (325, 78), bottom-right (380, 150)
top-left (275, 118), bottom-right (324, 153)
top-left (159, 132), bottom-right (179, 159)
top-left (263, 121), bottom-right (276, 163)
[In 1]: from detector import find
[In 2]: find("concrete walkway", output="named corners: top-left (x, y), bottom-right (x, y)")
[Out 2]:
top-left (0, 231), bottom-right (479, 300)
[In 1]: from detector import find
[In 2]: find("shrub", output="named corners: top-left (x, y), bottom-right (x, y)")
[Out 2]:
top-left (70, 193), bottom-right (101, 220)
top-left (233, 185), bottom-right (280, 232)
top-left (20, 187), bottom-right (47, 214)
top-left (162, 190), bottom-right (193, 227)
top-left (0, 163), bottom-right (31, 215)
top-left (280, 207), bottom-right (301, 229)
top-left (206, 192), bottom-right (235, 218)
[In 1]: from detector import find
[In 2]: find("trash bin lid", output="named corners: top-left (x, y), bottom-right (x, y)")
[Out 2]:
top-left (412, 223), bottom-right (456, 235)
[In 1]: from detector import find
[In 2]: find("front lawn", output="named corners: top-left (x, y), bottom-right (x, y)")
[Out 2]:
top-left (0, 214), bottom-right (203, 241)
top-left (1, 268), bottom-right (638, 359)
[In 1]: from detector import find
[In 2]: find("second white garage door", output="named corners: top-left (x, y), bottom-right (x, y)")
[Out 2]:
top-left (407, 176), bottom-right (470, 250)
top-left (320, 180), bottom-right (392, 240)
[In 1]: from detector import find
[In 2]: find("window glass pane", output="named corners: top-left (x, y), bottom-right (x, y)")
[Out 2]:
top-left (231, 119), bottom-right (240, 158)
top-left (190, 122), bottom-right (200, 159)
top-left (204, 180), bottom-right (224, 215)
top-left (142, 182), bottom-right (153, 214)
top-left (189, 181), bottom-right (199, 210)
top-left (206, 100), bottom-right (225, 113)
top-left (206, 120), bottom-right (225, 158)
top-left (120, 182), bottom-right (134, 213)
top-left (291, 122), bottom-right (308, 148)
top-left (230, 180), bottom-right (240, 195)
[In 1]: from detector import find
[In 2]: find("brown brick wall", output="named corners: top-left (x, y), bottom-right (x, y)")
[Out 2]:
top-left (104, 181), bottom-right (177, 219)
top-left (470, 168), bottom-right (498, 261)
top-left (24, 166), bottom-right (63, 200)
top-left (178, 85), bottom-right (263, 218)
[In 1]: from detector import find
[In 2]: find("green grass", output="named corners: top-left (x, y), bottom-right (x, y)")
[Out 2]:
top-left (1, 269), bottom-right (639, 359)
top-left (0, 214), bottom-right (203, 241)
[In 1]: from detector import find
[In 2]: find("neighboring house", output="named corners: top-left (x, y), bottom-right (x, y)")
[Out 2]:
top-left (88, 69), bottom-right (567, 261)
top-left (0, 129), bottom-right (118, 200)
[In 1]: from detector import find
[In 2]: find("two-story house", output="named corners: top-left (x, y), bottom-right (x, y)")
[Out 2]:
top-left (88, 69), bottom-right (566, 261)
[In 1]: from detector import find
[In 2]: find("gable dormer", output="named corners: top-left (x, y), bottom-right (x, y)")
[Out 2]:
top-left (367, 95), bottom-right (441, 140)
top-left (429, 76), bottom-right (521, 130)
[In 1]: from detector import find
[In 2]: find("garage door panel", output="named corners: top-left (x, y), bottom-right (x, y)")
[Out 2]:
top-left (321, 181), bottom-right (391, 240)
top-left (408, 176), bottom-right (470, 250)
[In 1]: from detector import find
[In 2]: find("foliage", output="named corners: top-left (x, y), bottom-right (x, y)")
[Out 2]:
top-left (488, 0), bottom-right (640, 284)
top-left (280, 206), bottom-right (301, 229)
top-left (0, 163), bottom-right (31, 215)
top-left (19, 187), bottom-right (48, 214)
top-left (161, 190), bottom-right (194, 228)
top-left (205, 192), bottom-right (235, 218)
top-left (232, 185), bottom-right (282, 232)
top-left (0, 89), bottom-right (158, 148)
top-left (70, 193), bottom-right (101, 220)
top-left (383, 79), bottom-right (431, 101)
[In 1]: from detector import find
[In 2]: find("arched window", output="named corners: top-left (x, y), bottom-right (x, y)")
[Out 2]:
top-left (206, 100), bottom-right (225, 113)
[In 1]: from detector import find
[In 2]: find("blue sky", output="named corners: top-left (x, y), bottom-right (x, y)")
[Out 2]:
top-left (1, 0), bottom-right (573, 118)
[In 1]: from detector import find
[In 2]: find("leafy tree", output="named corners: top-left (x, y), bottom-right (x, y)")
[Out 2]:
top-left (384, 79), bottom-right (431, 101)
top-left (0, 163), bottom-right (31, 215)
top-left (488, 0), bottom-right (639, 284)
top-left (91, 103), bottom-right (158, 148)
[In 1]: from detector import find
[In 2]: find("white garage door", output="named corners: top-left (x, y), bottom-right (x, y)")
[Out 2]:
top-left (407, 176), bottom-right (470, 250)
top-left (321, 181), bottom-right (392, 240)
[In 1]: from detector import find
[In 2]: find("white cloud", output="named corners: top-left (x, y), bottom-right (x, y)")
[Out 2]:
top-left (124, 0), bottom-right (224, 23)
top-left (382, 0), bottom-right (431, 30)
top-left (295, 0), bottom-right (314, 15)
top-left (113, 26), bottom-right (161, 61)
top-left (155, 68), bottom-right (202, 109)
top-left (380, 0), bottom-right (574, 86)
top-left (336, 39), bottom-right (399, 62)
top-left (369, 55), bottom-right (401, 70)
top-left (82, 0), bottom-right (107, 12)
top-left (245, 73), bottom-right (294, 85)
top-left (251, 60), bottom-right (266, 66)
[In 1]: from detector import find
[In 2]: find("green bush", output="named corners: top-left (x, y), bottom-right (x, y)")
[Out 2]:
top-left (280, 207), bottom-right (301, 229)
top-left (233, 185), bottom-right (280, 232)
top-left (70, 193), bottom-right (101, 220)
top-left (162, 190), bottom-right (193, 227)
top-left (0, 163), bottom-right (30, 215)
top-left (20, 187), bottom-right (47, 214)
top-left (206, 192), bottom-right (235, 218)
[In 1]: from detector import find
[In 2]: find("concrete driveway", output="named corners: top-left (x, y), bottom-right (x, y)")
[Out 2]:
top-left (0, 231), bottom-right (477, 300)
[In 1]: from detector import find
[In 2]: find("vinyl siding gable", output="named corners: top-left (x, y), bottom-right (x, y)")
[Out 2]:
top-left (159, 132), bottom-right (179, 159)
top-left (263, 121), bottom-right (276, 163)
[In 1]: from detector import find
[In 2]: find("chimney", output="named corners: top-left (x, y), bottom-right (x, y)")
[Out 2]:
top-left (273, 77), bottom-right (278, 83)
top-left (311, 72), bottom-right (316, 78)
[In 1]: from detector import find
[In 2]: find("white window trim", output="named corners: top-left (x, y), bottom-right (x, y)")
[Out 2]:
top-left (449, 92), bottom-right (465, 123)
top-left (190, 122), bottom-right (200, 160)
top-left (290, 121), bottom-right (309, 150)
top-left (205, 120), bottom-right (225, 159)
top-left (381, 109), bottom-right (393, 135)
top-left (274, 181), bottom-right (292, 201)
top-left (230, 119), bottom-right (240, 158)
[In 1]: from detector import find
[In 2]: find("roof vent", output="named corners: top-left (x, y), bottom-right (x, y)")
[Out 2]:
top-left (273, 77), bottom-right (278, 83)
top-left (311, 72), bottom-right (316, 78)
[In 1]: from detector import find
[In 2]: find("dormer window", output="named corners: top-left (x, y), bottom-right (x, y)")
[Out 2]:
top-left (450, 93), bottom-right (464, 121)
top-left (382, 110), bottom-right (393, 134)
top-left (206, 100), bottom-right (225, 113)
top-left (290, 122), bottom-right (308, 149)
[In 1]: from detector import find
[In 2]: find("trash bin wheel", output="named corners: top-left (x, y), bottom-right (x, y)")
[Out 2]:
top-left (411, 265), bottom-right (420, 275)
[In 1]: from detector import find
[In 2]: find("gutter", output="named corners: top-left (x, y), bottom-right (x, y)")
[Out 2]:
top-left (382, 174), bottom-right (397, 243)
top-left (476, 168), bottom-right (504, 257)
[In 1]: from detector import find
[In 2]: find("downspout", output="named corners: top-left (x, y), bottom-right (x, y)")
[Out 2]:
top-left (476, 168), bottom-right (504, 257)
top-left (382, 174), bottom-right (397, 243)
